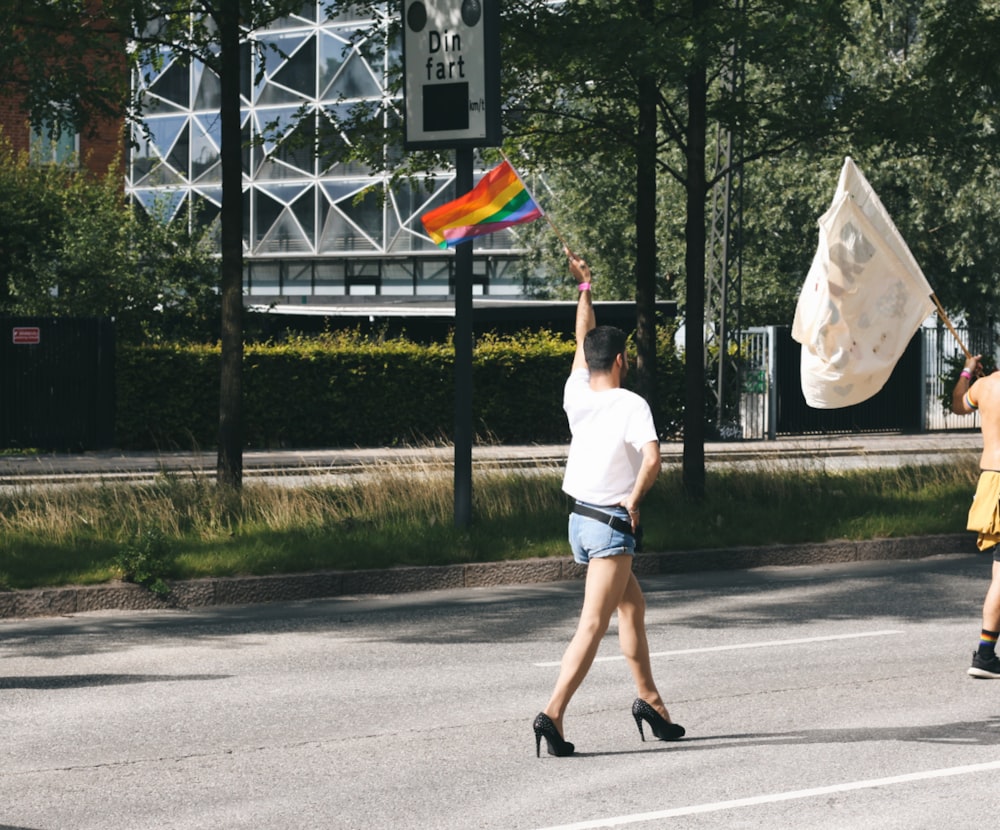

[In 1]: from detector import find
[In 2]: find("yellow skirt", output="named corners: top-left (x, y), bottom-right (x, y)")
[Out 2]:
top-left (967, 471), bottom-right (1000, 551)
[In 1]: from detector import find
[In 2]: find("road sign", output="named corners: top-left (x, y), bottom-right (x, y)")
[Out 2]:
top-left (402, 0), bottom-right (500, 149)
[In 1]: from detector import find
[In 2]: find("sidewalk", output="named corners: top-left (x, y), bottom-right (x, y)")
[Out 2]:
top-left (0, 431), bottom-right (982, 619)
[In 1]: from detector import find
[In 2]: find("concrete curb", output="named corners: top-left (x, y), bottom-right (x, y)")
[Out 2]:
top-left (0, 533), bottom-right (974, 620)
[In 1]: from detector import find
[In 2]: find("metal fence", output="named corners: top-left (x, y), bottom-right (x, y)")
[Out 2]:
top-left (736, 324), bottom-right (984, 440)
top-left (0, 316), bottom-right (115, 451)
top-left (922, 324), bottom-right (981, 432)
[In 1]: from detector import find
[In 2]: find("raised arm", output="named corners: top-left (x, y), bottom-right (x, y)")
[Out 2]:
top-left (952, 354), bottom-right (982, 414)
top-left (568, 251), bottom-right (594, 372)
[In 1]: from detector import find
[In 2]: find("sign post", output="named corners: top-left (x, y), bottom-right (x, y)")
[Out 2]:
top-left (403, 0), bottom-right (500, 529)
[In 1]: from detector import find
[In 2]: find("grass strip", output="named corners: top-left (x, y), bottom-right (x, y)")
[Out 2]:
top-left (0, 458), bottom-right (981, 591)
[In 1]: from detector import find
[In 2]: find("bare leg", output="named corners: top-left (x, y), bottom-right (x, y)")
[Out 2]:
top-left (543, 556), bottom-right (634, 736)
top-left (617, 571), bottom-right (673, 722)
top-left (983, 560), bottom-right (1000, 631)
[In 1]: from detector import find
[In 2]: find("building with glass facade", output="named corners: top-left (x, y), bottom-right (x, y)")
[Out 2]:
top-left (126, 2), bottom-right (533, 303)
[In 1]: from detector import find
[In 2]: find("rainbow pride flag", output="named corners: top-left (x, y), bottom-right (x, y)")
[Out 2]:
top-left (420, 160), bottom-right (543, 248)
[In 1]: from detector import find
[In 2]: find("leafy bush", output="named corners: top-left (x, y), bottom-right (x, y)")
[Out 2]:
top-left (113, 527), bottom-right (174, 596)
top-left (116, 326), bottom-right (687, 449)
top-left (0, 135), bottom-right (220, 343)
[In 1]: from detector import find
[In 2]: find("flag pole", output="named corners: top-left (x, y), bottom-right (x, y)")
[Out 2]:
top-left (931, 293), bottom-right (972, 360)
top-left (499, 149), bottom-right (576, 256)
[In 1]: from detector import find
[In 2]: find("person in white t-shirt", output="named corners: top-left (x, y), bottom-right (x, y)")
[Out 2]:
top-left (532, 251), bottom-right (685, 758)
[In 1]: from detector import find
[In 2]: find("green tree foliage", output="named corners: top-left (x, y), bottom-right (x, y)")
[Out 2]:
top-left (520, 1), bottom-right (1000, 339)
top-left (0, 135), bottom-right (219, 342)
top-left (889, 0), bottom-right (1000, 325)
top-left (733, 1), bottom-right (1000, 330)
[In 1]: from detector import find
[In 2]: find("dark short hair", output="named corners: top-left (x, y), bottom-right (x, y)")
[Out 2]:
top-left (583, 325), bottom-right (627, 373)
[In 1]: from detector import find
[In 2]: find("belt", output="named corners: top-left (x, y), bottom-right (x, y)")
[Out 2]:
top-left (571, 502), bottom-right (634, 536)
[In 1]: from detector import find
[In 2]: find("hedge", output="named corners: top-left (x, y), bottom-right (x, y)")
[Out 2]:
top-left (115, 328), bottom-right (685, 450)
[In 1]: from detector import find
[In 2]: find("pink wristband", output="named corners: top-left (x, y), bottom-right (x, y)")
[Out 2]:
top-left (961, 369), bottom-right (973, 380)
top-left (578, 282), bottom-right (591, 292)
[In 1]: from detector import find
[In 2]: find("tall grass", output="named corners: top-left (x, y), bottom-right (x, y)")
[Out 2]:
top-left (0, 457), bottom-right (981, 591)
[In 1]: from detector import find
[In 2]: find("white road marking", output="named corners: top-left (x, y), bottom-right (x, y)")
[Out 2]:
top-left (531, 759), bottom-right (1000, 829)
top-left (533, 629), bottom-right (903, 667)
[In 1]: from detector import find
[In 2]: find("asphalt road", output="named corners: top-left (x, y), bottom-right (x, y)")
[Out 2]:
top-left (2, 549), bottom-right (998, 830)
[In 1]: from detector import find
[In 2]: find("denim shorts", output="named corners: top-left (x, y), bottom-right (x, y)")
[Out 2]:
top-left (568, 503), bottom-right (636, 565)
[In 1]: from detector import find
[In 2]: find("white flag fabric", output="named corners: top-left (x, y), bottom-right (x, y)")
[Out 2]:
top-left (791, 157), bottom-right (936, 409)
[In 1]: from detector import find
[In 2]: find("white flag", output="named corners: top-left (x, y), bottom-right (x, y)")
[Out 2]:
top-left (791, 157), bottom-right (936, 409)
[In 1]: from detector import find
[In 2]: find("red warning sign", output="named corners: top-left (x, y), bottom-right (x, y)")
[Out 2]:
top-left (12, 326), bottom-right (41, 345)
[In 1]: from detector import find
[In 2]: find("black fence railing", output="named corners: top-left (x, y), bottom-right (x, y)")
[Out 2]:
top-left (739, 324), bottom-right (988, 439)
top-left (0, 316), bottom-right (115, 451)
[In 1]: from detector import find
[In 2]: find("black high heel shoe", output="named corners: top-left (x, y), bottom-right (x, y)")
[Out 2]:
top-left (632, 698), bottom-right (685, 742)
top-left (533, 712), bottom-right (575, 757)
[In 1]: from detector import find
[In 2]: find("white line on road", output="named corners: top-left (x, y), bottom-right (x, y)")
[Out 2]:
top-left (533, 629), bottom-right (903, 667)
top-left (531, 759), bottom-right (1000, 829)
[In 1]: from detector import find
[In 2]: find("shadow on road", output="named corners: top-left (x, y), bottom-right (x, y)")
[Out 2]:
top-left (0, 673), bottom-right (229, 690)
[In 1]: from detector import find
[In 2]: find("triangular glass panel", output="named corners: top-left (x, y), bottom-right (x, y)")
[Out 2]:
top-left (271, 35), bottom-right (316, 98)
top-left (320, 180), bottom-right (368, 205)
top-left (190, 192), bottom-right (222, 239)
top-left (130, 155), bottom-right (157, 186)
top-left (193, 62), bottom-right (221, 111)
top-left (257, 157), bottom-right (305, 182)
top-left (134, 160), bottom-right (185, 188)
top-left (191, 118), bottom-right (220, 179)
top-left (259, 112), bottom-right (316, 176)
top-left (193, 114), bottom-right (222, 152)
top-left (144, 115), bottom-right (188, 159)
top-left (257, 32), bottom-right (307, 77)
top-left (165, 122), bottom-right (190, 179)
top-left (337, 187), bottom-right (383, 247)
top-left (265, 2), bottom-right (317, 30)
top-left (332, 51), bottom-right (381, 99)
top-left (319, 204), bottom-right (376, 253)
top-left (255, 106), bottom-right (304, 154)
top-left (134, 188), bottom-right (187, 223)
top-left (257, 79), bottom-right (309, 106)
top-left (149, 58), bottom-right (190, 109)
top-left (262, 183), bottom-right (311, 206)
top-left (261, 211), bottom-right (312, 254)
top-left (253, 188), bottom-right (285, 244)
top-left (318, 195), bottom-right (330, 231)
top-left (131, 189), bottom-right (161, 217)
top-left (193, 161), bottom-right (221, 185)
top-left (384, 189), bottom-right (407, 252)
top-left (392, 177), bottom-right (441, 232)
top-left (192, 186), bottom-right (223, 208)
top-left (291, 188), bottom-right (316, 246)
top-left (139, 89), bottom-right (184, 115)
top-left (319, 31), bottom-right (350, 99)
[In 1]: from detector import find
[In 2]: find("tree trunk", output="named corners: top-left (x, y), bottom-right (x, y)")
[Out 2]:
top-left (635, 69), bottom-right (659, 420)
top-left (216, 0), bottom-right (244, 488)
top-left (682, 50), bottom-right (708, 499)
top-left (634, 0), bottom-right (658, 420)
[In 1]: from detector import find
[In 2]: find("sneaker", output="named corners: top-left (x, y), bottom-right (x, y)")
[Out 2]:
top-left (968, 651), bottom-right (1000, 679)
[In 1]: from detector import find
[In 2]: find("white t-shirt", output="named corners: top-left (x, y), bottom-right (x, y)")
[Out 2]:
top-left (561, 368), bottom-right (658, 505)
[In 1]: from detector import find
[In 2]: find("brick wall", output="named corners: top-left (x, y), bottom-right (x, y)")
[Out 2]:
top-left (0, 92), bottom-right (124, 176)
top-left (0, 94), bottom-right (31, 155)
